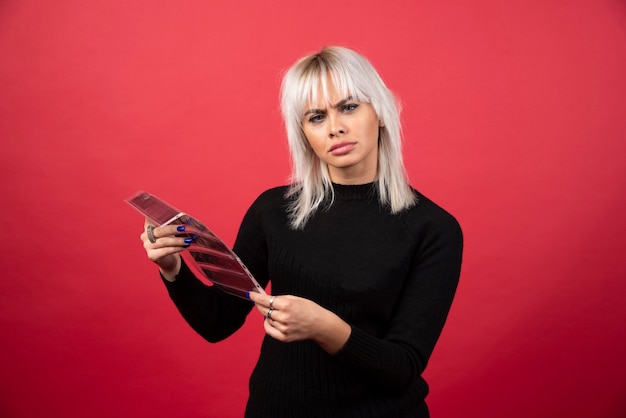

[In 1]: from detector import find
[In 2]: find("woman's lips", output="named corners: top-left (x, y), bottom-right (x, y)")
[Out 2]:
top-left (329, 142), bottom-right (356, 155)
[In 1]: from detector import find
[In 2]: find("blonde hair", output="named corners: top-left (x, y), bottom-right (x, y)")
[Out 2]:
top-left (281, 46), bottom-right (416, 229)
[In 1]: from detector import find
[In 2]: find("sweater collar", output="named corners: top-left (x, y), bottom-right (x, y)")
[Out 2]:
top-left (331, 182), bottom-right (378, 200)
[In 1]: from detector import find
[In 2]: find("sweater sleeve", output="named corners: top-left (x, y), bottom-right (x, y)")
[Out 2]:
top-left (335, 209), bottom-right (463, 391)
top-left (162, 260), bottom-right (256, 343)
top-left (162, 190), bottom-right (274, 344)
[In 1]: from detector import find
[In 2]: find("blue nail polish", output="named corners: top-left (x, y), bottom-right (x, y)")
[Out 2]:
top-left (184, 237), bottom-right (193, 244)
top-left (177, 225), bottom-right (186, 232)
top-left (245, 291), bottom-right (250, 299)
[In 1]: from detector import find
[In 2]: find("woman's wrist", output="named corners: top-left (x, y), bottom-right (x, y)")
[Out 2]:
top-left (314, 310), bottom-right (352, 355)
top-left (159, 255), bottom-right (181, 282)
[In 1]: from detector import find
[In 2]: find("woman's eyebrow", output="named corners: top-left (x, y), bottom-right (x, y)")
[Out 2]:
top-left (332, 96), bottom-right (353, 109)
top-left (304, 107), bottom-right (324, 116)
top-left (303, 96), bottom-right (353, 116)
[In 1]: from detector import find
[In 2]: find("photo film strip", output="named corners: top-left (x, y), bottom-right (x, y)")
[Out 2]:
top-left (125, 191), bottom-right (266, 299)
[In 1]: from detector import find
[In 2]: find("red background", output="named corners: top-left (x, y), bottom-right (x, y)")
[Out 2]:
top-left (1, 1), bottom-right (625, 417)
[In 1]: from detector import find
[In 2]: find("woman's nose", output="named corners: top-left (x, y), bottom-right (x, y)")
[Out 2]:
top-left (328, 115), bottom-right (346, 138)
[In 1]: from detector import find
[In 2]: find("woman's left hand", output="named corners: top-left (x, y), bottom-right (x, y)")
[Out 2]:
top-left (248, 292), bottom-right (351, 355)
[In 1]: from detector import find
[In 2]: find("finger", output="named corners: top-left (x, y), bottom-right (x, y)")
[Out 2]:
top-left (263, 317), bottom-right (277, 337)
top-left (266, 306), bottom-right (278, 322)
top-left (146, 246), bottom-right (184, 263)
top-left (252, 296), bottom-right (280, 320)
top-left (247, 292), bottom-right (269, 317)
top-left (264, 315), bottom-right (285, 337)
top-left (142, 224), bottom-right (195, 248)
top-left (248, 291), bottom-right (271, 307)
top-left (254, 302), bottom-right (272, 318)
top-left (141, 221), bottom-right (160, 245)
top-left (144, 216), bottom-right (190, 233)
top-left (148, 225), bottom-right (188, 240)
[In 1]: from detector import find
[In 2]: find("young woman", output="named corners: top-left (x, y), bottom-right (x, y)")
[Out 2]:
top-left (141, 46), bottom-right (463, 418)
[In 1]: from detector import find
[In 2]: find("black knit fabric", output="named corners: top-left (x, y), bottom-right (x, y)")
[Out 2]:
top-left (164, 183), bottom-right (463, 417)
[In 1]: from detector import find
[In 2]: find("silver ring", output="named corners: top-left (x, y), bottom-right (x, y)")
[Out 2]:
top-left (267, 308), bottom-right (274, 321)
top-left (146, 225), bottom-right (157, 243)
top-left (269, 296), bottom-right (276, 309)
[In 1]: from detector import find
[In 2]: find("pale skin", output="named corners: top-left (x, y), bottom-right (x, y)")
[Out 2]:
top-left (141, 82), bottom-right (381, 355)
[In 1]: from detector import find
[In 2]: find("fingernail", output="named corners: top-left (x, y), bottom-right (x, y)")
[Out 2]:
top-left (184, 238), bottom-right (194, 244)
top-left (183, 244), bottom-right (190, 248)
top-left (245, 291), bottom-right (250, 299)
top-left (177, 225), bottom-right (186, 232)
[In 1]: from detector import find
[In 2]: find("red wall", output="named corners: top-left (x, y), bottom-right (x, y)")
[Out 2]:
top-left (1, 1), bottom-right (625, 417)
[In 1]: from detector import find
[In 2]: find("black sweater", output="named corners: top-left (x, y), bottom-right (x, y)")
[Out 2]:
top-left (164, 183), bottom-right (463, 417)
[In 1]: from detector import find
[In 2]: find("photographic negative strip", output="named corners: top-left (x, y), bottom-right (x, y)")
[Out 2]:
top-left (126, 191), bottom-right (266, 299)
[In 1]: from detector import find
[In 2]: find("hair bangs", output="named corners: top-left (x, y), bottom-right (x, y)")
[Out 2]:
top-left (295, 56), bottom-right (373, 125)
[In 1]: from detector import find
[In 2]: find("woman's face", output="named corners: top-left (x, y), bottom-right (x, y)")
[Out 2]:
top-left (301, 82), bottom-right (382, 185)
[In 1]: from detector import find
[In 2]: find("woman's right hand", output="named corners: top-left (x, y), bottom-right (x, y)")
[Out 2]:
top-left (140, 218), bottom-right (190, 281)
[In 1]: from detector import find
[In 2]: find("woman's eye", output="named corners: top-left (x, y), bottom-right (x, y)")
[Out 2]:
top-left (308, 114), bottom-right (324, 123)
top-left (342, 103), bottom-right (359, 112)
